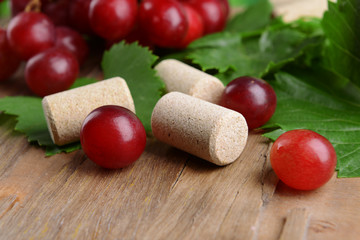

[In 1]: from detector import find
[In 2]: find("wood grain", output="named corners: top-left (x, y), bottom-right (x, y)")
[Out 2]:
top-left (2, 1), bottom-right (360, 239)
top-left (279, 208), bottom-right (310, 240)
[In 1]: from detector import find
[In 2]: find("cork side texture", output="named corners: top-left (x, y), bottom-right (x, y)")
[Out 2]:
top-left (151, 92), bottom-right (248, 166)
top-left (42, 77), bottom-right (135, 146)
top-left (155, 59), bottom-right (225, 104)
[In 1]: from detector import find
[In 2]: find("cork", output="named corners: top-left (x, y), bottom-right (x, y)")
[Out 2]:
top-left (151, 92), bottom-right (248, 166)
top-left (42, 77), bottom-right (135, 146)
top-left (155, 59), bottom-right (225, 104)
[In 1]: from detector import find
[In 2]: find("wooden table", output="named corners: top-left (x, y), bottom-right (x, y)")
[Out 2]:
top-left (1, 1), bottom-right (359, 239)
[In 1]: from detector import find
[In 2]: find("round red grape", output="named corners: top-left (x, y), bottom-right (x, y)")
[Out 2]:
top-left (139, 0), bottom-right (188, 48)
top-left (0, 28), bottom-right (21, 81)
top-left (89, 0), bottom-right (138, 41)
top-left (184, 0), bottom-right (226, 34)
top-left (69, 0), bottom-right (93, 35)
top-left (80, 105), bottom-right (147, 169)
top-left (220, 76), bottom-right (277, 129)
top-left (7, 11), bottom-right (56, 60)
top-left (55, 26), bottom-right (89, 65)
top-left (270, 129), bottom-right (337, 190)
top-left (179, 4), bottom-right (204, 48)
top-left (25, 47), bottom-right (79, 97)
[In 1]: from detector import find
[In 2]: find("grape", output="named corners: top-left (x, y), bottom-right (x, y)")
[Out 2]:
top-left (217, 0), bottom-right (230, 19)
top-left (25, 47), bottom-right (79, 97)
top-left (7, 11), bottom-right (56, 60)
top-left (139, 0), bottom-right (188, 48)
top-left (10, 0), bottom-right (31, 16)
top-left (69, 0), bottom-right (93, 35)
top-left (123, 25), bottom-right (155, 50)
top-left (179, 4), bottom-right (204, 48)
top-left (220, 76), bottom-right (277, 129)
top-left (42, 0), bottom-right (70, 26)
top-left (184, 0), bottom-right (226, 34)
top-left (80, 105), bottom-right (147, 169)
top-left (55, 26), bottom-right (89, 65)
top-left (270, 129), bottom-right (337, 190)
top-left (89, 0), bottom-right (138, 41)
top-left (0, 28), bottom-right (21, 82)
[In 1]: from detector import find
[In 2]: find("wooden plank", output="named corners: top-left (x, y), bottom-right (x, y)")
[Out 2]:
top-left (0, 129), bottom-right (276, 239)
top-left (279, 208), bottom-right (310, 240)
top-left (256, 176), bottom-right (360, 240)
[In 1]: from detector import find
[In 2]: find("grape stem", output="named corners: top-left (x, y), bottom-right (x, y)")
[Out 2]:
top-left (25, 0), bottom-right (42, 12)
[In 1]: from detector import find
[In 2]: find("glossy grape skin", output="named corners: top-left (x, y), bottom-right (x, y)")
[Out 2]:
top-left (139, 0), bottom-right (188, 48)
top-left (89, 0), bottom-right (138, 41)
top-left (69, 0), bottom-right (93, 35)
top-left (7, 12), bottom-right (56, 60)
top-left (25, 47), bottom-right (79, 97)
top-left (0, 28), bottom-right (21, 82)
top-left (220, 76), bottom-right (277, 129)
top-left (179, 4), bottom-right (204, 48)
top-left (80, 105), bottom-right (147, 169)
top-left (270, 129), bottom-right (337, 190)
top-left (55, 26), bottom-right (89, 65)
top-left (184, 0), bottom-right (226, 34)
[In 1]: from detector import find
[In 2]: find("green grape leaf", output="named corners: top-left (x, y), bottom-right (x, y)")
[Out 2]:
top-left (322, 0), bottom-right (360, 88)
top-left (226, 0), bottom-right (273, 33)
top-left (187, 27), bottom-right (324, 85)
top-left (70, 77), bottom-right (97, 89)
top-left (102, 41), bottom-right (165, 132)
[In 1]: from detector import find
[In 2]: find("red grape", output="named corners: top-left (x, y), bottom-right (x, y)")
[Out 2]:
top-left (10, 0), bottom-right (31, 16)
top-left (270, 129), bottom-right (337, 190)
top-left (42, 0), bottom-right (70, 26)
top-left (124, 28), bottom-right (155, 50)
top-left (89, 0), bottom-right (138, 41)
top-left (0, 28), bottom-right (21, 82)
top-left (220, 76), bottom-right (277, 129)
top-left (184, 0), bottom-right (226, 34)
top-left (80, 105), bottom-right (147, 169)
top-left (139, 0), bottom-right (188, 48)
top-left (217, 0), bottom-right (229, 19)
top-left (69, 0), bottom-right (93, 35)
top-left (7, 12), bottom-right (56, 60)
top-left (25, 47), bottom-right (79, 97)
top-left (179, 4), bottom-right (204, 48)
top-left (55, 26), bottom-right (89, 65)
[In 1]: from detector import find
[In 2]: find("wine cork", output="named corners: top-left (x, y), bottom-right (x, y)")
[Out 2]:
top-left (155, 59), bottom-right (225, 104)
top-left (151, 92), bottom-right (248, 166)
top-left (42, 77), bottom-right (135, 146)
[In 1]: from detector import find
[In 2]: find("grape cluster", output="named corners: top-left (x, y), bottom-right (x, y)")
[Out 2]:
top-left (0, 0), bottom-right (229, 96)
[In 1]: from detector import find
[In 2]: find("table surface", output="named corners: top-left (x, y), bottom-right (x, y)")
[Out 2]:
top-left (1, 1), bottom-right (360, 239)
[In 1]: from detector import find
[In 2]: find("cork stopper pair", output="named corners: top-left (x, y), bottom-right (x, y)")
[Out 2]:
top-left (42, 59), bottom-right (248, 165)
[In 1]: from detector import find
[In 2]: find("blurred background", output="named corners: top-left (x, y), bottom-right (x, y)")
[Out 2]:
top-left (0, 0), bottom-right (261, 19)
top-left (0, 0), bottom-right (10, 18)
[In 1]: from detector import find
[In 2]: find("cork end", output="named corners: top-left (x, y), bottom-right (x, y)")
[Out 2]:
top-left (42, 97), bottom-right (58, 145)
top-left (209, 111), bottom-right (248, 166)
